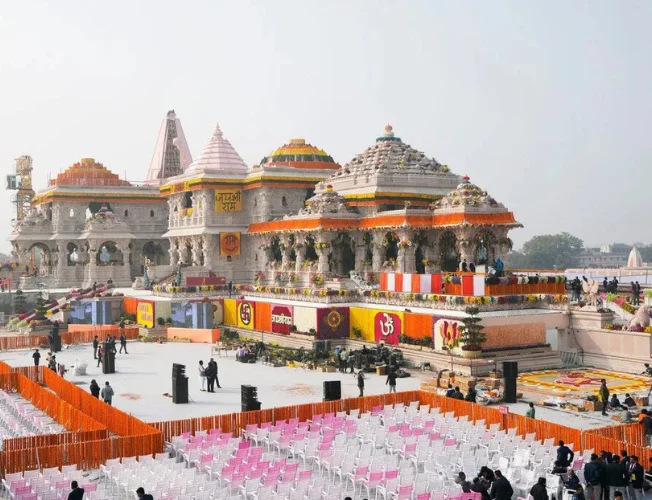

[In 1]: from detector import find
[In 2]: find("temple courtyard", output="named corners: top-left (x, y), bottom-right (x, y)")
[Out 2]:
top-left (0, 340), bottom-right (627, 431)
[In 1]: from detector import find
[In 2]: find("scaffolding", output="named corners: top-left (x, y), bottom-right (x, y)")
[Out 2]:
top-left (6, 155), bottom-right (35, 224)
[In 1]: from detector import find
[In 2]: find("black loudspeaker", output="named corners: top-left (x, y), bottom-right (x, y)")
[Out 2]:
top-left (503, 377), bottom-right (517, 404)
top-left (241, 385), bottom-right (261, 411)
top-left (172, 363), bottom-right (188, 404)
top-left (172, 377), bottom-right (189, 404)
top-left (502, 361), bottom-right (518, 378)
top-left (102, 343), bottom-right (115, 374)
top-left (323, 381), bottom-right (342, 401)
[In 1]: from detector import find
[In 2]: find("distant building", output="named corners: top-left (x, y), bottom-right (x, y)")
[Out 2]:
top-left (579, 246), bottom-right (628, 268)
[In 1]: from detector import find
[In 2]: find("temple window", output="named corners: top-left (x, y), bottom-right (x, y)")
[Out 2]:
top-left (184, 191), bottom-right (193, 209)
top-left (124, 209), bottom-right (129, 217)
top-left (281, 196), bottom-right (288, 207)
top-left (150, 210), bottom-right (154, 218)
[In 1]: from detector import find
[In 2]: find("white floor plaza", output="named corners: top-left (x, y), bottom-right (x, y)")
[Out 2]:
top-left (0, 342), bottom-right (422, 422)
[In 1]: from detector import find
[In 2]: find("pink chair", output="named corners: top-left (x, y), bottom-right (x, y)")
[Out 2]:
top-left (239, 440), bottom-right (251, 450)
top-left (359, 470), bottom-right (384, 498)
top-left (346, 465), bottom-right (369, 491)
top-left (81, 483), bottom-right (98, 492)
top-left (392, 485), bottom-right (413, 500)
top-left (17, 494), bottom-right (37, 500)
top-left (416, 494), bottom-right (431, 500)
top-left (210, 428), bottom-right (222, 435)
top-left (383, 469), bottom-right (399, 483)
top-left (443, 437), bottom-right (456, 446)
top-left (13, 486), bottom-right (32, 497)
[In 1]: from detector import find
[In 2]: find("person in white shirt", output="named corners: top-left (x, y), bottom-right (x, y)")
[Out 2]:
top-left (198, 360), bottom-right (206, 391)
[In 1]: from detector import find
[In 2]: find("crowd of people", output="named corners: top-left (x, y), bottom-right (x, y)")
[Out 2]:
top-left (447, 441), bottom-right (652, 500)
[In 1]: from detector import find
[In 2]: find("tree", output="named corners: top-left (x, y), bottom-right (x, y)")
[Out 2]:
top-left (34, 292), bottom-right (48, 320)
top-left (520, 232), bottom-right (584, 269)
top-left (459, 306), bottom-right (486, 351)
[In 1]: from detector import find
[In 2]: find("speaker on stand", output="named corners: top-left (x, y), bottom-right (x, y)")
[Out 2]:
top-left (172, 363), bottom-right (188, 404)
top-left (502, 361), bottom-right (518, 404)
top-left (323, 381), bottom-right (342, 401)
top-left (241, 385), bottom-right (261, 411)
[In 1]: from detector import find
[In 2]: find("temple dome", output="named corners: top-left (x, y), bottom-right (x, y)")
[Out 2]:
top-left (336, 124), bottom-right (448, 176)
top-left (433, 175), bottom-right (503, 211)
top-left (185, 123), bottom-right (247, 174)
top-left (627, 246), bottom-right (644, 268)
top-left (50, 158), bottom-right (131, 187)
top-left (259, 138), bottom-right (340, 170)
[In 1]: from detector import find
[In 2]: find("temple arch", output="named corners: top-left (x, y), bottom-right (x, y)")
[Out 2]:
top-left (96, 241), bottom-right (123, 266)
top-left (439, 230), bottom-right (459, 272)
top-left (27, 242), bottom-right (52, 276)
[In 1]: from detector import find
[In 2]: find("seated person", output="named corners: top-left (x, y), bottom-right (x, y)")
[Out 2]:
top-left (624, 393), bottom-right (637, 407)
top-left (610, 394), bottom-right (627, 411)
top-left (564, 470), bottom-right (581, 492)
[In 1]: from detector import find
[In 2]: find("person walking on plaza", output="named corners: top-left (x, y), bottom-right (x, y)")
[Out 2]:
top-left (526, 402), bottom-right (536, 419)
top-left (89, 379), bottom-right (100, 398)
top-left (584, 454), bottom-right (606, 500)
top-left (96, 345), bottom-right (103, 368)
top-left (198, 360), bottom-right (207, 391)
top-left (490, 470), bottom-right (513, 500)
top-left (119, 332), bottom-right (128, 354)
top-left (357, 370), bottom-right (365, 397)
top-left (606, 455), bottom-right (627, 500)
top-left (386, 369), bottom-right (398, 393)
top-left (67, 480), bottom-right (84, 500)
top-left (101, 381), bottom-right (114, 406)
top-left (136, 487), bottom-right (154, 500)
top-left (347, 351), bottom-right (355, 374)
top-left (48, 354), bottom-right (56, 372)
top-left (32, 349), bottom-right (40, 366)
top-left (599, 379), bottom-right (610, 416)
top-left (92, 335), bottom-right (99, 359)
top-left (212, 359), bottom-right (222, 389)
top-left (627, 456), bottom-right (645, 500)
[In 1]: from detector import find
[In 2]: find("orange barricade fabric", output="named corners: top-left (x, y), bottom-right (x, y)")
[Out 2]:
top-left (404, 313), bottom-right (433, 340)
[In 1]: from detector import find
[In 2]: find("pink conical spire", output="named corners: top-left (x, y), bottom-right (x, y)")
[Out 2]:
top-left (186, 122), bottom-right (247, 173)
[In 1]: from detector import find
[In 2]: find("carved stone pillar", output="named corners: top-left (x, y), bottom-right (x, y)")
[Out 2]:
top-left (396, 230), bottom-right (416, 273)
top-left (371, 232), bottom-right (385, 272)
top-left (315, 234), bottom-right (333, 274)
top-left (56, 241), bottom-right (66, 279)
top-left (169, 239), bottom-right (179, 268)
top-left (294, 238), bottom-right (307, 273)
top-left (191, 237), bottom-right (202, 266)
top-left (203, 236), bottom-right (214, 269)
top-left (121, 241), bottom-right (131, 268)
top-left (280, 235), bottom-right (292, 271)
top-left (87, 245), bottom-right (98, 283)
top-left (352, 233), bottom-right (367, 273)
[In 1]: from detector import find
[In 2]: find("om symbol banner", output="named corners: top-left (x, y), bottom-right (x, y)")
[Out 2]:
top-left (374, 312), bottom-right (402, 345)
top-left (236, 300), bottom-right (255, 330)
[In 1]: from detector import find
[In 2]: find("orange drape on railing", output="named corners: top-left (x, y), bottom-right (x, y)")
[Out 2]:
top-left (0, 328), bottom-right (138, 351)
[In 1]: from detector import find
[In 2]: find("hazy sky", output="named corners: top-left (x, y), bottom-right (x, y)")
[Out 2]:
top-left (1, 1), bottom-right (651, 254)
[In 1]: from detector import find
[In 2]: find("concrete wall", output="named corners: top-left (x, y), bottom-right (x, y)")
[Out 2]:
top-left (559, 310), bottom-right (652, 373)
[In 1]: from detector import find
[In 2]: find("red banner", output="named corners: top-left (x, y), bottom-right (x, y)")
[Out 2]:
top-left (271, 305), bottom-right (293, 335)
top-left (374, 312), bottom-right (402, 345)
